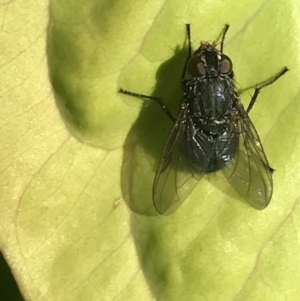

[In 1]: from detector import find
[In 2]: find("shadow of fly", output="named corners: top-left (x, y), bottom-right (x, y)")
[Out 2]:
top-left (119, 24), bottom-right (288, 215)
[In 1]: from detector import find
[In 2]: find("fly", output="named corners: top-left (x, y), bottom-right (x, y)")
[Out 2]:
top-left (119, 24), bottom-right (288, 215)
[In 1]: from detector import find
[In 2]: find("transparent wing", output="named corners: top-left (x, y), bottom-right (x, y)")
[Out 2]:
top-left (222, 104), bottom-right (273, 210)
top-left (153, 105), bottom-right (207, 215)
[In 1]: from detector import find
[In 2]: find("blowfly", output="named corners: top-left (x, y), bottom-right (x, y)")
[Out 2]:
top-left (119, 24), bottom-right (288, 215)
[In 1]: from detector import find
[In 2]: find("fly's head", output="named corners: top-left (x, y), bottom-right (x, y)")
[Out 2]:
top-left (187, 42), bottom-right (233, 78)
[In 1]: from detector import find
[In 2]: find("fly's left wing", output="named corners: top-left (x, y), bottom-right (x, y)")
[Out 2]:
top-left (222, 103), bottom-right (273, 209)
top-left (153, 104), bottom-right (207, 215)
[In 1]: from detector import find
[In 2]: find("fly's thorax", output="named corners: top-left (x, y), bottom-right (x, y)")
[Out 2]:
top-left (184, 41), bottom-right (237, 119)
top-left (185, 77), bottom-right (237, 119)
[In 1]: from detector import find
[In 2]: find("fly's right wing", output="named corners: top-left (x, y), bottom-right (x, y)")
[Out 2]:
top-left (153, 104), bottom-right (207, 215)
top-left (222, 103), bottom-right (273, 210)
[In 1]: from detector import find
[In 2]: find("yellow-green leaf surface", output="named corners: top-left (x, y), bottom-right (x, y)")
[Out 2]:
top-left (1, 0), bottom-right (300, 300)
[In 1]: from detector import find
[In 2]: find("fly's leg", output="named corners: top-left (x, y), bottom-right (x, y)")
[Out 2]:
top-left (120, 24), bottom-right (193, 121)
top-left (246, 67), bottom-right (289, 113)
top-left (119, 88), bottom-right (175, 122)
top-left (181, 24), bottom-right (192, 82)
top-left (181, 23), bottom-right (230, 83)
top-left (216, 24), bottom-right (230, 54)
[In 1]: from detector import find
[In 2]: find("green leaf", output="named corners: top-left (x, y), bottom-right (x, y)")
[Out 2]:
top-left (1, 0), bottom-right (300, 301)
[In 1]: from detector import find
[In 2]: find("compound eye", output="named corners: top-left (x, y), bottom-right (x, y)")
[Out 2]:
top-left (219, 54), bottom-right (232, 74)
top-left (187, 56), bottom-right (206, 77)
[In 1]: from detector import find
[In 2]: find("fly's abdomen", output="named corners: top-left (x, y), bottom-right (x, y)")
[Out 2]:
top-left (181, 120), bottom-right (239, 173)
top-left (208, 124), bottom-right (239, 172)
